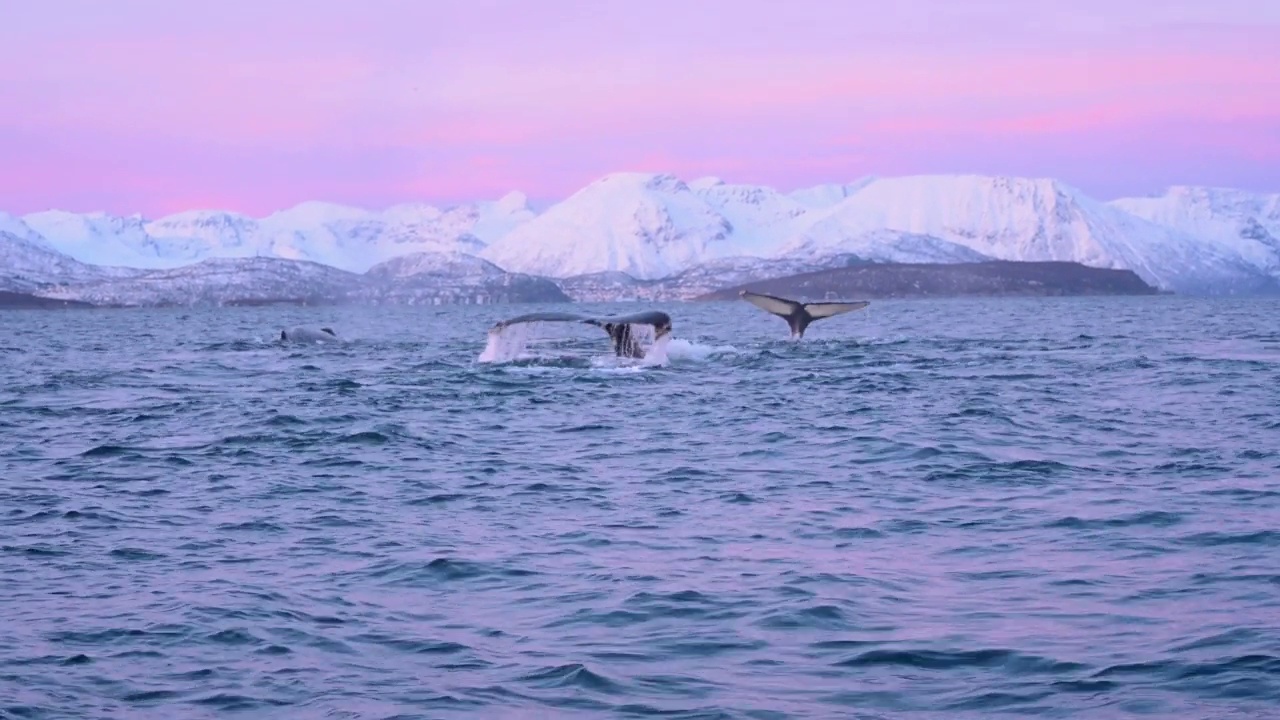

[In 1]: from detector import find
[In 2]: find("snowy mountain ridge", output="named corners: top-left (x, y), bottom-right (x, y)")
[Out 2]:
top-left (18, 251), bottom-right (568, 308)
top-left (477, 172), bottom-right (1277, 294)
top-left (20, 191), bottom-right (537, 274)
top-left (1110, 186), bottom-right (1280, 275)
top-left (6, 172), bottom-right (1280, 299)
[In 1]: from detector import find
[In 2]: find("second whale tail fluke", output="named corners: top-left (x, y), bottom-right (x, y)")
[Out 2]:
top-left (280, 326), bottom-right (341, 343)
top-left (739, 290), bottom-right (869, 339)
top-left (487, 310), bottom-right (673, 359)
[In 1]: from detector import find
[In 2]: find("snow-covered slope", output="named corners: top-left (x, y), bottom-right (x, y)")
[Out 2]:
top-left (143, 210), bottom-right (262, 266)
top-left (354, 251), bottom-right (570, 305)
top-left (23, 210), bottom-right (167, 268)
top-left (364, 251), bottom-right (506, 281)
top-left (26, 251), bottom-right (568, 308)
top-left (0, 230), bottom-right (79, 292)
top-left (471, 191), bottom-right (539, 241)
top-left (479, 173), bottom-right (852, 279)
top-left (788, 177), bottom-right (878, 209)
top-left (789, 175), bottom-right (1264, 294)
top-left (35, 257), bottom-right (359, 307)
top-left (0, 212), bottom-right (140, 292)
top-left (1, 211), bottom-right (53, 248)
top-left (479, 173), bottom-right (736, 280)
top-left (780, 227), bottom-right (993, 264)
top-left (687, 177), bottom-right (810, 255)
top-left (1111, 186), bottom-right (1280, 277)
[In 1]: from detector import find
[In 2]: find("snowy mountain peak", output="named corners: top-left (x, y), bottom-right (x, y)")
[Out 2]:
top-left (149, 209), bottom-right (257, 231)
top-left (380, 201), bottom-right (446, 223)
top-left (587, 171), bottom-right (691, 195)
top-left (479, 171), bottom-right (732, 280)
top-left (788, 176), bottom-right (878, 208)
top-left (689, 176), bottom-right (727, 190)
top-left (21, 189), bottom-right (542, 275)
top-left (267, 200), bottom-right (371, 225)
top-left (1110, 185), bottom-right (1280, 274)
top-left (1162, 185), bottom-right (1280, 204)
top-left (0, 211), bottom-right (48, 248)
top-left (365, 251), bottom-right (505, 280)
top-left (492, 190), bottom-right (532, 214)
top-left (690, 179), bottom-right (811, 256)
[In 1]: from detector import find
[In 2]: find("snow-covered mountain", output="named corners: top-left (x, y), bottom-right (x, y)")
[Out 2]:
top-left (1110, 186), bottom-right (1280, 276)
top-left (687, 177), bottom-right (810, 256)
top-left (34, 257), bottom-right (360, 307)
top-left (775, 175), bottom-right (1267, 294)
top-left (21, 211), bottom-right (162, 268)
top-left (29, 251), bottom-right (568, 308)
top-left (787, 177), bottom-right (878, 209)
top-left (478, 173), bottom-right (855, 280)
top-left (0, 212), bottom-right (141, 293)
top-left (364, 251), bottom-right (507, 281)
top-left (8, 172), bottom-right (1280, 301)
top-left (780, 227), bottom-right (992, 265)
top-left (479, 173), bottom-right (739, 280)
top-left (476, 173), bottom-right (1278, 293)
top-left (354, 251), bottom-right (568, 305)
top-left (1, 210), bottom-right (54, 248)
top-left (22, 192), bottom-right (537, 274)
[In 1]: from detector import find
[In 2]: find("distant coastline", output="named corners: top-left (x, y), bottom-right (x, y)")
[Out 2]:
top-left (694, 261), bottom-right (1161, 301)
top-left (0, 291), bottom-right (94, 309)
top-left (0, 260), bottom-right (1176, 310)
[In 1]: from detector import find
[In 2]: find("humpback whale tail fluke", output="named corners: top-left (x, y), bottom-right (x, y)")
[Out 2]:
top-left (280, 325), bottom-right (342, 343)
top-left (739, 290), bottom-right (869, 339)
top-left (481, 310), bottom-right (673, 363)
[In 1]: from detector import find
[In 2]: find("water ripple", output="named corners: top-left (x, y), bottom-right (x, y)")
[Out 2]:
top-left (2, 297), bottom-right (1279, 718)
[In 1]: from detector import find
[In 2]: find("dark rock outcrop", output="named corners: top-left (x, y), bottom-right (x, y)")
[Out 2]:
top-left (0, 291), bottom-right (94, 309)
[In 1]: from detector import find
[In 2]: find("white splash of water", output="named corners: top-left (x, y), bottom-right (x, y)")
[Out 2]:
top-left (638, 332), bottom-right (672, 366)
top-left (661, 337), bottom-right (739, 362)
top-left (477, 320), bottom-right (668, 366)
top-left (587, 359), bottom-right (653, 374)
top-left (477, 322), bottom-right (538, 363)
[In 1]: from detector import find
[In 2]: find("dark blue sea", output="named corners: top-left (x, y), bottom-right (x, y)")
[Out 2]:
top-left (2, 296), bottom-right (1279, 719)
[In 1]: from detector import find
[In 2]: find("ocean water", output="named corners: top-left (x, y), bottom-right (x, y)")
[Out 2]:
top-left (1, 296), bottom-right (1278, 719)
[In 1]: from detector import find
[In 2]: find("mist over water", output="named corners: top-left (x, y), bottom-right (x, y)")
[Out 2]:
top-left (2, 296), bottom-right (1279, 719)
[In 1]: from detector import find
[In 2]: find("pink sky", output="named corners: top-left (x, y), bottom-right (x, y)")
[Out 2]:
top-left (1, 0), bottom-right (1277, 217)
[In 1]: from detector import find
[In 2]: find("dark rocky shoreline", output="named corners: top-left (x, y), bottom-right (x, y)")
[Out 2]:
top-left (2, 261), bottom-right (1166, 309)
top-left (694, 261), bottom-right (1161, 301)
top-left (0, 291), bottom-right (95, 309)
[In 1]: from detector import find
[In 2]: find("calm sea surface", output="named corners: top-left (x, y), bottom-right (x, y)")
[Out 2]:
top-left (2, 296), bottom-right (1278, 719)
